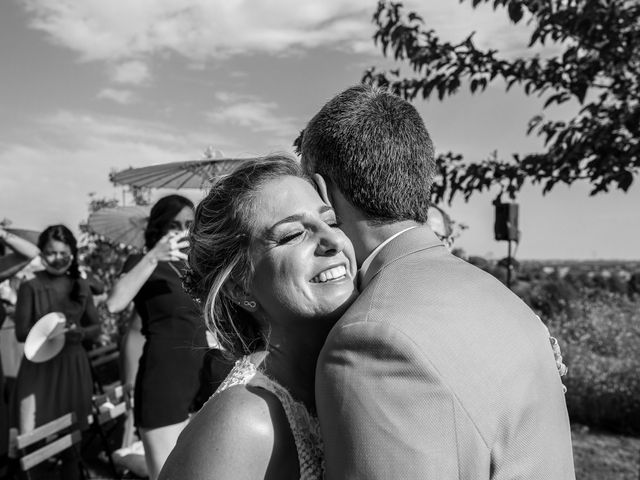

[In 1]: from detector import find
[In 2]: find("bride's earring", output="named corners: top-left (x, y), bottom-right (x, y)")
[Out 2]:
top-left (242, 299), bottom-right (257, 311)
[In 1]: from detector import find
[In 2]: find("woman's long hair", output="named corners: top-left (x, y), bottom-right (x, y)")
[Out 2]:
top-left (38, 224), bottom-right (82, 303)
top-left (144, 195), bottom-right (194, 250)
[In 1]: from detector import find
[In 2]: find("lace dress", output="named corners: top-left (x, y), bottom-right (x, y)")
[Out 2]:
top-left (214, 356), bottom-right (324, 480)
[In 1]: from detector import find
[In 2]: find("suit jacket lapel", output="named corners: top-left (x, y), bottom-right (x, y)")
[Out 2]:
top-left (360, 226), bottom-right (444, 290)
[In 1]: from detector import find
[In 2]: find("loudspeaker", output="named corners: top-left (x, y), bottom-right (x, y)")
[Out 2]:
top-left (494, 203), bottom-right (519, 241)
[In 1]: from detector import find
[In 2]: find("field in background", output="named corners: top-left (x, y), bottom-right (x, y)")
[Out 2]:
top-left (573, 424), bottom-right (640, 480)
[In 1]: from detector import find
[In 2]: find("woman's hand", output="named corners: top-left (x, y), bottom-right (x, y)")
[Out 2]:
top-left (65, 323), bottom-right (84, 342)
top-left (149, 231), bottom-right (189, 263)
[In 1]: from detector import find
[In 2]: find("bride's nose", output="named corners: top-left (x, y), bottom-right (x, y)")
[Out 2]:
top-left (315, 226), bottom-right (345, 256)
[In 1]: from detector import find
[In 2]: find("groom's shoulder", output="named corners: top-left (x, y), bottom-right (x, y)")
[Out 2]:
top-left (375, 248), bottom-right (520, 308)
top-left (331, 247), bottom-right (538, 351)
top-left (347, 248), bottom-right (508, 315)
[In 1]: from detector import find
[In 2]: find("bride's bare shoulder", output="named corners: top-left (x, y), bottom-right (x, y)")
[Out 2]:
top-left (159, 385), bottom-right (296, 480)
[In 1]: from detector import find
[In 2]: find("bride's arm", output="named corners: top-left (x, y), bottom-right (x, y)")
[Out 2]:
top-left (159, 386), bottom-right (296, 480)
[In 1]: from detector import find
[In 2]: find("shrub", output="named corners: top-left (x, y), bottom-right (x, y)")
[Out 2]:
top-left (526, 279), bottom-right (578, 319)
top-left (546, 290), bottom-right (640, 435)
top-left (78, 233), bottom-right (134, 344)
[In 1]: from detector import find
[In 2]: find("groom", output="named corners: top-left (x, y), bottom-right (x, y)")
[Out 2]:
top-left (300, 84), bottom-right (575, 479)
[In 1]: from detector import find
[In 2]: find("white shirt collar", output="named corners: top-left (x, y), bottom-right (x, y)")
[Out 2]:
top-left (358, 226), bottom-right (417, 283)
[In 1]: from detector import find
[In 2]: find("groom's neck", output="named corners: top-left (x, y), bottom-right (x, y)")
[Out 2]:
top-left (351, 219), bottom-right (421, 268)
top-left (328, 186), bottom-right (420, 268)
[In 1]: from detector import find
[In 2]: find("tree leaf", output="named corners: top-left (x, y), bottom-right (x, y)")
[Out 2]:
top-left (508, 1), bottom-right (524, 23)
top-left (365, 0), bottom-right (640, 202)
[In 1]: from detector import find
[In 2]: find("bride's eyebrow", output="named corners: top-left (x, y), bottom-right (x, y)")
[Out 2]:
top-left (261, 214), bottom-right (304, 242)
top-left (263, 206), bottom-right (336, 238)
top-left (269, 213), bottom-right (305, 231)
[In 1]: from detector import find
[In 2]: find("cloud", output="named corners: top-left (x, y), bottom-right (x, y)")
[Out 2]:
top-left (110, 60), bottom-right (150, 85)
top-left (0, 110), bottom-right (241, 233)
top-left (19, 0), bottom-right (380, 62)
top-left (18, 0), bottom-right (564, 77)
top-left (207, 93), bottom-right (300, 140)
top-left (97, 88), bottom-right (136, 105)
top-left (30, 110), bottom-right (229, 155)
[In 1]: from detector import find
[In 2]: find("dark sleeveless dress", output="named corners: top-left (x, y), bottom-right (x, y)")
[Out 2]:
top-left (123, 255), bottom-right (207, 429)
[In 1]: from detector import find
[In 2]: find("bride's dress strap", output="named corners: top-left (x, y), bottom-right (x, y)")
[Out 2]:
top-left (215, 355), bottom-right (257, 391)
top-left (214, 356), bottom-right (324, 480)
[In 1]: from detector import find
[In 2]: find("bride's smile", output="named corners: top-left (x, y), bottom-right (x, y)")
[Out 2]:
top-left (310, 264), bottom-right (348, 283)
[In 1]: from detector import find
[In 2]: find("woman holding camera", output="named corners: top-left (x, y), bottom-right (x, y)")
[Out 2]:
top-left (107, 195), bottom-right (207, 480)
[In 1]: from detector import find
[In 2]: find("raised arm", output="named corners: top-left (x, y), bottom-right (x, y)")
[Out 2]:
top-left (0, 227), bottom-right (40, 281)
top-left (106, 232), bottom-right (187, 313)
top-left (0, 227), bottom-right (40, 260)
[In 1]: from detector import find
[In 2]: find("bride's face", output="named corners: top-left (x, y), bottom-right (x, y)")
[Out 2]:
top-left (247, 175), bottom-right (357, 325)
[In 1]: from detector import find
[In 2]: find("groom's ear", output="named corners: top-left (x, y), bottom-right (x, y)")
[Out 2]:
top-left (312, 174), bottom-right (333, 206)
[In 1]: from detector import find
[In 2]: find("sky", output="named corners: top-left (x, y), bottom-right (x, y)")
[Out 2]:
top-left (0, 0), bottom-right (638, 260)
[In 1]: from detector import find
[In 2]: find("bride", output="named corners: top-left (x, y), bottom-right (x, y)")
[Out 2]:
top-left (159, 154), bottom-right (358, 480)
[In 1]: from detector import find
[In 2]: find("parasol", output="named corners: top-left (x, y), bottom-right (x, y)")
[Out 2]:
top-left (5, 228), bottom-right (41, 246)
top-left (24, 312), bottom-right (67, 363)
top-left (87, 206), bottom-right (150, 250)
top-left (109, 157), bottom-right (259, 190)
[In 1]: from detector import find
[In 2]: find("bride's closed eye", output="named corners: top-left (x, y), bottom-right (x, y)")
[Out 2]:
top-left (278, 230), bottom-right (305, 245)
top-left (323, 214), bottom-right (341, 228)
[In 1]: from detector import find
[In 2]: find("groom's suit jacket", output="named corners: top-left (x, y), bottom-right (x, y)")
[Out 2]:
top-left (316, 227), bottom-right (575, 479)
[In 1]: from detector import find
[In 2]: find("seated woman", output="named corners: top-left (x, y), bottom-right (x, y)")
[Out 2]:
top-left (159, 155), bottom-right (358, 480)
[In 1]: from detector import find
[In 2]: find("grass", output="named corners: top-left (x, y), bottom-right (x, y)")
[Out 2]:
top-left (79, 422), bottom-right (640, 479)
top-left (572, 424), bottom-right (640, 480)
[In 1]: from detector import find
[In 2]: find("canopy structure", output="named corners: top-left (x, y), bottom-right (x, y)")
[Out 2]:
top-left (109, 158), bottom-right (259, 190)
top-left (5, 228), bottom-right (40, 245)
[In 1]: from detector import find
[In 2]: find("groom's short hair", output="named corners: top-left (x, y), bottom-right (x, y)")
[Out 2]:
top-left (300, 84), bottom-right (435, 224)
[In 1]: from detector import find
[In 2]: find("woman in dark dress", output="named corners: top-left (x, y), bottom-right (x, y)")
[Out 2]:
top-left (12, 225), bottom-right (99, 433)
top-left (106, 195), bottom-right (207, 480)
top-left (11, 225), bottom-right (100, 479)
